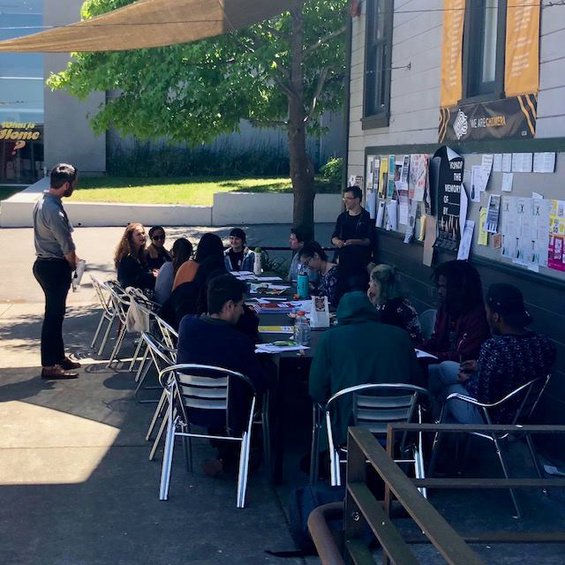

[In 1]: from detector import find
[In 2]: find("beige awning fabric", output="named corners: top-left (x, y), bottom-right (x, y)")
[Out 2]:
top-left (0, 0), bottom-right (293, 53)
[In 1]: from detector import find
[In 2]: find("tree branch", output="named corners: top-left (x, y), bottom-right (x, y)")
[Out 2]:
top-left (305, 66), bottom-right (329, 123)
top-left (303, 25), bottom-right (347, 59)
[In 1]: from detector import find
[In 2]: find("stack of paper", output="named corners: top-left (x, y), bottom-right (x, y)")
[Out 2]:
top-left (255, 341), bottom-right (309, 354)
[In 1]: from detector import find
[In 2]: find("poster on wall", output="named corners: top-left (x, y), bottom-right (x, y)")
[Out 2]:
top-left (431, 146), bottom-right (465, 252)
top-left (439, 95), bottom-right (537, 143)
top-left (500, 196), bottom-right (551, 268)
top-left (548, 200), bottom-right (565, 272)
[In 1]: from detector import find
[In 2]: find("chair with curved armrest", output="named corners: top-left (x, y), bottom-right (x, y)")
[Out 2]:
top-left (431, 375), bottom-right (551, 518)
top-left (158, 363), bottom-right (258, 508)
top-left (310, 383), bottom-right (431, 495)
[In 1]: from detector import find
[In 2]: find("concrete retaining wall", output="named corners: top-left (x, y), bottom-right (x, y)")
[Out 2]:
top-left (1, 187), bottom-right (342, 228)
top-left (212, 192), bottom-right (342, 225)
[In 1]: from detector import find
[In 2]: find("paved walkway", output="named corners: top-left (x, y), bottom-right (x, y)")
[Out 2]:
top-left (0, 225), bottom-right (331, 565)
top-left (1, 224), bottom-right (564, 564)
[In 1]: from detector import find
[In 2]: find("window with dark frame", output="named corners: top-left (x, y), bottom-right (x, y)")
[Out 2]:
top-left (363, 0), bottom-right (393, 128)
top-left (462, 0), bottom-right (507, 101)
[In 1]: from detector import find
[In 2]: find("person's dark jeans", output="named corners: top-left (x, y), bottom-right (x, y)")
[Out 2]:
top-left (33, 259), bottom-right (72, 367)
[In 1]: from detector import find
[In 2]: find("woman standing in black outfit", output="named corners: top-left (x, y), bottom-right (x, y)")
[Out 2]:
top-left (114, 223), bottom-right (157, 291)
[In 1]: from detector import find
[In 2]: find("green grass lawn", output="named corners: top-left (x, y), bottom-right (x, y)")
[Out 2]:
top-left (74, 176), bottom-right (337, 206)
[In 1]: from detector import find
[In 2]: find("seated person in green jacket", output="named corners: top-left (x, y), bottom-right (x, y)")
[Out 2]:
top-left (309, 291), bottom-right (422, 448)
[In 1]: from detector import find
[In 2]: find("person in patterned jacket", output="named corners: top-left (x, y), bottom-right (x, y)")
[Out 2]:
top-left (441, 283), bottom-right (556, 424)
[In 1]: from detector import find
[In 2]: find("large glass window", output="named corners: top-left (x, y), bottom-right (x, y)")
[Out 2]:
top-left (463, 0), bottom-right (506, 99)
top-left (363, 0), bottom-right (393, 128)
top-left (0, 0), bottom-right (44, 183)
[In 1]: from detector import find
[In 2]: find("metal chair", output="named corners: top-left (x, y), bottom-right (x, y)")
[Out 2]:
top-left (158, 363), bottom-right (258, 508)
top-left (104, 281), bottom-right (131, 366)
top-left (419, 308), bottom-right (437, 341)
top-left (142, 332), bottom-right (178, 460)
top-left (431, 375), bottom-right (551, 518)
top-left (89, 275), bottom-right (119, 356)
top-left (124, 287), bottom-right (161, 374)
top-left (311, 383), bottom-right (431, 494)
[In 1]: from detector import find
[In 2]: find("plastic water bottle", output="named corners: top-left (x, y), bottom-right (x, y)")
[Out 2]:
top-left (297, 263), bottom-right (309, 299)
top-left (294, 310), bottom-right (311, 346)
top-left (253, 247), bottom-right (262, 275)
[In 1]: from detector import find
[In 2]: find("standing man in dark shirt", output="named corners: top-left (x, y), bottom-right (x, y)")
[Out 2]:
top-left (331, 185), bottom-right (374, 264)
top-left (33, 163), bottom-right (81, 379)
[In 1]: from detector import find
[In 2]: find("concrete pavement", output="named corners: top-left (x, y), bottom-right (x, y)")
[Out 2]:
top-left (0, 224), bottom-right (331, 565)
top-left (1, 224), bottom-right (564, 564)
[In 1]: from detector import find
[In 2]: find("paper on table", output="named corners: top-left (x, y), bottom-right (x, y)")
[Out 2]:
top-left (255, 343), bottom-right (309, 354)
top-left (457, 220), bottom-right (475, 260)
top-left (501, 172), bottom-right (513, 192)
top-left (256, 276), bottom-right (283, 281)
top-left (493, 154), bottom-right (503, 172)
top-left (259, 326), bottom-right (294, 334)
top-left (232, 271), bottom-right (256, 280)
top-left (415, 349), bottom-right (438, 360)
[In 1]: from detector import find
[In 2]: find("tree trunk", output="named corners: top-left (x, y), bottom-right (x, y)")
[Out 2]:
top-left (288, 1), bottom-right (316, 242)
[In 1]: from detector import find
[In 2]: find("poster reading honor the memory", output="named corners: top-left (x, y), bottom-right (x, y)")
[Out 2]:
top-left (431, 146), bottom-right (465, 252)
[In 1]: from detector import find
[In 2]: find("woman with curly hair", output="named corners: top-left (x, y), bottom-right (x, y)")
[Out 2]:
top-left (367, 264), bottom-right (422, 344)
top-left (114, 223), bottom-right (157, 291)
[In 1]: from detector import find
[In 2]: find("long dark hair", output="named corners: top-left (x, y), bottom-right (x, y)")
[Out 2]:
top-left (171, 238), bottom-right (193, 276)
top-left (433, 260), bottom-right (484, 316)
top-left (298, 241), bottom-right (328, 262)
top-left (194, 233), bottom-right (224, 264)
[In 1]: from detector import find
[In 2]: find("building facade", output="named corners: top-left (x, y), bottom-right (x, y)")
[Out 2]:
top-left (347, 0), bottom-right (565, 446)
top-left (0, 0), bottom-right (342, 186)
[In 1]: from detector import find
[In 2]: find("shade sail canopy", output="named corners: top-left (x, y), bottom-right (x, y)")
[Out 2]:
top-left (0, 0), bottom-right (293, 53)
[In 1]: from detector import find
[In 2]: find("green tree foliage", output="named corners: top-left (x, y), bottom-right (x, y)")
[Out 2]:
top-left (49, 0), bottom-right (348, 237)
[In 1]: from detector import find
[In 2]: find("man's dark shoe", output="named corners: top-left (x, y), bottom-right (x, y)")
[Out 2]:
top-left (61, 357), bottom-right (81, 370)
top-left (41, 365), bottom-right (79, 380)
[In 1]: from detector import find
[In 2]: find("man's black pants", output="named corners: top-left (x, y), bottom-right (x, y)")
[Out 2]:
top-left (33, 258), bottom-right (72, 367)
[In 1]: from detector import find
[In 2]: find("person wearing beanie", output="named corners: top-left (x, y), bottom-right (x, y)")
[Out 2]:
top-left (438, 283), bottom-right (556, 424)
top-left (224, 227), bottom-right (255, 272)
